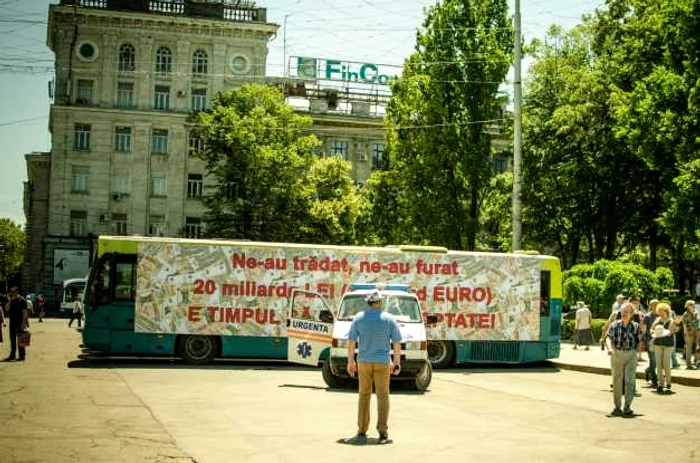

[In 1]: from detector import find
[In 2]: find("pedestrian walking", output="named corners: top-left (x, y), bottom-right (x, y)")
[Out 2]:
top-left (4, 287), bottom-right (29, 362)
top-left (651, 303), bottom-right (676, 394)
top-left (681, 300), bottom-right (698, 370)
top-left (37, 293), bottom-right (46, 322)
top-left (643, 300), bottom-right (659, 387)
top-left (68, 294), bottom-right (83, 328)
top-left (574, 301), bottom-right (592, 350)
top-left (344, 290), bottom-right (402, 445)
top-left (0, 298), bottom-right (5, 344)
top-left (605, 302), bottom-right (642, 417)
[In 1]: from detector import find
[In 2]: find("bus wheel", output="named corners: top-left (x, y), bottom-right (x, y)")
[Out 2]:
top-left (413, 362), bottom-right (432, 391)
top-left (427, 341), bottom-right (454, 369)
top-left (179, 335), bottom-right (218, 365)
top-left (322, 360), bottom-right (349, 388)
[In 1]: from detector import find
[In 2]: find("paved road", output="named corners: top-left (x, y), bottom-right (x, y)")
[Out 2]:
top-left (1, 320), bottom-right (699, 462)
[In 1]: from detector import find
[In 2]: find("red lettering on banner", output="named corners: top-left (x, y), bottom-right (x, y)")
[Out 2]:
top-left (425, 312), bottom-right (497, 329)
top-left (188, 306), bottom-right (201, 322)
top-left (432, 285), bottom-right (493, 304)
top-left (242, 308), bottom-right (254, 323)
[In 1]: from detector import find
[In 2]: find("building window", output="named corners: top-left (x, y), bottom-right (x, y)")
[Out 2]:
top-left (185, 217), bottom-right (202, 238)
top-left (112, 169), bottom-right (131, 195)
top-left (151, 172), bottom-right (167, 197)
top-left (187, 174), bottom-right (204, 198)
top-left (152, 129), bottom-right (168, 155)
top-left (73, 124), bottom-right (91, 150)
top-left (188, 134), bottom-right (205, 157)
top-left (154, 85), bottom-right (170, 110)
top-left (331, 140), bottom-right (349, 160)
top-left (155, 46), bottom-right (172, 74)
top-left (371, 143), bottom-right (386, 169)
top-left (118, 43), bottom-right (135, 72)
top-left (71, 166), bottom-right (90, 193)
top-left (111, 213), bottom-right (128, 236)
top-left (192, 49), bottom-right (208, 75)
top-left (70, 210), bottom-right (87, 237)
top-left (191, 88), bottom-right (207, 111)
top-left (117, 82), bottom-right (134, 108)
top-left (148, 215), bottom-right (166, 237)
top-left (114, 126), bottom-right (132, 152)
top-left (76, 79), bottom-right (94, 105)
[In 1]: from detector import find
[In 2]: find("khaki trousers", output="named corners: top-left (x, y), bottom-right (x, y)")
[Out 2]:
top-left (357, 362), bottom-right (392, 435)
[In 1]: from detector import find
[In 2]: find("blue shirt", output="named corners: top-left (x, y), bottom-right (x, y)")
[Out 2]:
top-left (348, 309), bottom-right (402, 364)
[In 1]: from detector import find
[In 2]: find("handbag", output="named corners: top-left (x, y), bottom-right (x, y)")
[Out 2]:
top-left (653, 334), bottom-right (674, 347)
top-left (18, 330), bottom-right (31, 348)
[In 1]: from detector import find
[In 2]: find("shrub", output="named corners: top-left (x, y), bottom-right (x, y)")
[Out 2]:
top-left (563, 259), bottom-right (675, 315)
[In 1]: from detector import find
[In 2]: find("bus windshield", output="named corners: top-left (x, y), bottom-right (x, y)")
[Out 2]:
top-left (338, 294), bottom-right (422, 323)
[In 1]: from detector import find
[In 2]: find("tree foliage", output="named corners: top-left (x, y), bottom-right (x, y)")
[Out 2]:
top-left (191, 84), bottom-right (362, 244)
top-left (383, 0), bottom-right (513, 250)
top-left (523, 0), bottom-right (700, 291)
top-left (0, 218), bottom-right (25, 282)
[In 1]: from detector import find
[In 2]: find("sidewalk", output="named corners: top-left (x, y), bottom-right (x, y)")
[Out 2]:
top-left (552, 341), bottom-right (700, 387)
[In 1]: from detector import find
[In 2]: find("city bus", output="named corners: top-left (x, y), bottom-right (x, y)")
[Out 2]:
top-left (81, 236), bottom-right (562, 366)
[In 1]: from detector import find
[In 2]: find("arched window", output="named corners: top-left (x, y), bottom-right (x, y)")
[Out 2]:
top-left (118, 43), bottom-right (135, 72)
top-left (192, 49), bottom-right (208, 75)
top-left (155, 46), bottom-right (172, 74)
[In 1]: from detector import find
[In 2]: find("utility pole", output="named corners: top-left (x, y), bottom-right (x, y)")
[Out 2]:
top-left (512, 0), bottom-right (523, 251)
top-left (283, 14), bottom-right (290, 76)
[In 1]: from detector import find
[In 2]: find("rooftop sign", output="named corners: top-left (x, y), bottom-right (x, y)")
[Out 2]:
top-left (293, 56), bottom-right (399, 86)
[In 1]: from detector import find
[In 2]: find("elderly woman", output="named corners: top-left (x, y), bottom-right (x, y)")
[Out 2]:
top-left (651, 303), bottom-right (676, 394)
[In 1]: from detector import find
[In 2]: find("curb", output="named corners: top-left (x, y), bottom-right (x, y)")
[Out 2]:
top-left (550, 361), bottom-right (700, 387)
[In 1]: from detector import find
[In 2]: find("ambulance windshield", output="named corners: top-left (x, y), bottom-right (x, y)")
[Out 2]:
top-left (338, 294), bottom-right (422, 322)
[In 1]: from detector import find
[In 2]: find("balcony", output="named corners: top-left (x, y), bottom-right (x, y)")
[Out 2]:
top-left (58, 0), bottom-right (267, 23)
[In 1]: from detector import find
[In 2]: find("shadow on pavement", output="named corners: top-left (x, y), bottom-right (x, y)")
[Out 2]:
top-left (437, 361), bottom-right (561, 375)
top-left (67, 354), bottom-right (318, 372)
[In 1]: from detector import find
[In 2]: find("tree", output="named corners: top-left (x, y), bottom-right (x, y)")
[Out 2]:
top-left (522, 25), bottom-right (648, 268)
top-left (304, 156), bottom-right (364, 245)
top-left (191, 84), bottom-right (319, 242)
top-left (385, 0), bottom-right (513, 250)
top-left (192, 84), bottom-right (364, 245)
top-left (0, 218), bottom-right (25, 283)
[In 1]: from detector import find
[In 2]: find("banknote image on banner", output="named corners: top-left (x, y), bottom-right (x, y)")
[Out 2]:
top-left (135, 242), bottom-right (541, 341)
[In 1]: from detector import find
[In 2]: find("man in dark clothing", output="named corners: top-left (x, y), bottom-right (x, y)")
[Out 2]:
top-left (5, 287), bottom-right (28, 361)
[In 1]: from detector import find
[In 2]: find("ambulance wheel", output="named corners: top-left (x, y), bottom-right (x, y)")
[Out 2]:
top-left (322, 360), bottom-right (348, 388)
top-left (412, 362), bottom-right (432, 391)
top-left (428, 341), bottom-right (454, 369)
top-left (179, 335), bottom-right (218, 365)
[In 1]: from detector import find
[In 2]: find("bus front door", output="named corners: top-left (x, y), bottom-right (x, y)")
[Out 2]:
top-left (286, 289), bottom-right (335, 366)
top-left (83, 254), bottom-right (113, 351)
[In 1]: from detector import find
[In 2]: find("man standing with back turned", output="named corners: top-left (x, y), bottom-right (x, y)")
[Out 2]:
top-left (345, 290), bottom-right (402, 445)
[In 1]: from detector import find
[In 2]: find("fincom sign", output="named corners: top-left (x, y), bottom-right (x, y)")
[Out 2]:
top-left (296, 57), bottom-right (397, 85)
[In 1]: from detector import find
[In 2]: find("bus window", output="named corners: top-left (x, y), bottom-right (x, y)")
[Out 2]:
top-left (89, 256), bottom-right (111, 305)
top-left (114, 254), bottom-right (136, 301)
top-left (540, 271), bottom-right (551, 316)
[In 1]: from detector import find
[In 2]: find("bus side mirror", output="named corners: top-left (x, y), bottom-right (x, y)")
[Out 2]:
top-left (319, 310), bottom-right (334, 324)
top-left (425, 314), bottom-right (438, 325)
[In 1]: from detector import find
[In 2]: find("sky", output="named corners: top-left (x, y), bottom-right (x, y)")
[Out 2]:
top-left (0, 0), bottom-right (605, 227)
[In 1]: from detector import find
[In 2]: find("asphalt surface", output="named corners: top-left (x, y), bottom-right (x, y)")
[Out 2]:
top-left (1, 320), bottom-right (698, 463)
